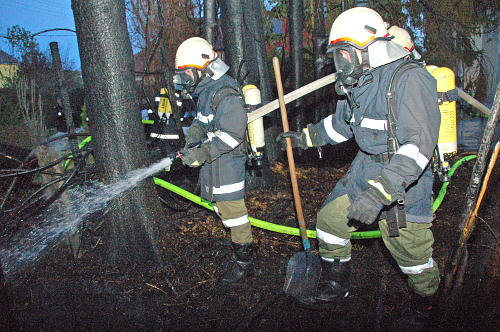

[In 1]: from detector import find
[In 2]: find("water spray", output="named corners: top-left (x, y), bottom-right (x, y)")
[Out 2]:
top-left (0, 155), bottom-right (176, 279)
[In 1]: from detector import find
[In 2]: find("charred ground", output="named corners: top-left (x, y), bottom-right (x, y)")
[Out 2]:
top-left (1, 141), bottom-right (499, 331)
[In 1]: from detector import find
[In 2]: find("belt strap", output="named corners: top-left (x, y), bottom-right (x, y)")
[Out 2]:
top-left (370, 152), bottom-right (391, 163)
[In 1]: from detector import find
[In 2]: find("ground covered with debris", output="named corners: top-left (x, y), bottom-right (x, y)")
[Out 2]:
top-left (1, 141), bottom-right (499, 331)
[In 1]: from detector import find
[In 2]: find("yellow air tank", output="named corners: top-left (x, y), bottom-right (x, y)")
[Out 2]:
top-left (243, 85), bottom-right (265, 166)
top-left (427, 66), bottom-right (457, 173)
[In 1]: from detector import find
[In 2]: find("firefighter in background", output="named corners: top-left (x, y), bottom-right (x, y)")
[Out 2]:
top-left (51, 96), bottom-right (67, 133)
top-left (149, 88), bottom-right (182, 157)
top-left (388, 25), bottom-right (421, 60)
top-left (140, 99), bottom-right (153, 143)
top-left (175, 37), bottom-right (258, 283)
top-left (277, 7), bottom-right (441, 328)
top-left (390, 25), bottom-right (459, 182)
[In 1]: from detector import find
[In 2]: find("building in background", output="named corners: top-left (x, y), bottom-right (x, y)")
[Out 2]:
top-left (0, 50), bottom-right (18, 88)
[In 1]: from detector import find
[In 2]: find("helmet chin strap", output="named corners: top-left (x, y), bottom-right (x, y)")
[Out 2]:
top-left (360, 49), bottom-right (371, 71)
top-left (191, 69), bottom-right (201, 85)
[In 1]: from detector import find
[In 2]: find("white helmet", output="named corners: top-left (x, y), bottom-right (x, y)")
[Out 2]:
top-left (388, 26), bottom-right (421, 60)
top-left (174, 37), bottom-right (229, 91)
top-left (328, 7), bottom-right (389, 50)
top-left (175, 37), bottom-right (215, 71)
top-left (328, 7), bottom-right (408, 87)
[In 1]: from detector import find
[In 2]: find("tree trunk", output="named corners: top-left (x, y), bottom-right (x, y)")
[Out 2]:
top-left (219, 0), bottom-right (247, 83)
top-left (288, 0), bottom-right (304, 132)
top-left (204, 0), bottom-right (217, 45)
top-left (221, 0), bottom-right (281, 166)
top-left (312, 0), bottom-right (331, 123)
top-left (241, 0), bottom-right (279, 163)
top-left (72, 0), bottom-right (165, 266)
top-left (50, 42), bottom-right (79, 154)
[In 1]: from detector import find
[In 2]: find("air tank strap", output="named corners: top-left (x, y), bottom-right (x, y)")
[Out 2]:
top-left (384, 60), bottom-right (424, 236)
top-left (437, 88), bottom-right (459, 105)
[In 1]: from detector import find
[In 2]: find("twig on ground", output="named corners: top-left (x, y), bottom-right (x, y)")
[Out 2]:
top-left (476, 216), bottom-right (499, 243)
top-left (146, 282), bottom-right (169, 296)
top-left (180, 278), bottom-right (217, 297)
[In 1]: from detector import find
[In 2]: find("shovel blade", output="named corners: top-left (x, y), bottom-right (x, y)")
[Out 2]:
top-left (283, 251), bottom-right (322, 299)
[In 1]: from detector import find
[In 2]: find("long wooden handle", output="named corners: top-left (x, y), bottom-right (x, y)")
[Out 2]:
top-left (272, 57), bottom-right (309, 245)
top-left (247, 72), bottom-right (337, 123)
top-left (246, 72), bottom-right (489, 123)
top-left (457, 88), bottom-right (491, 116)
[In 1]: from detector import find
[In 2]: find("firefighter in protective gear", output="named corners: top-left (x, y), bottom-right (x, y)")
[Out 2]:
top-left (388, 25), bottom-right (421, 60)
top-left (175, 37), bottom-right (257, 283)
top-left (277, 7), bottom-right (441, 313)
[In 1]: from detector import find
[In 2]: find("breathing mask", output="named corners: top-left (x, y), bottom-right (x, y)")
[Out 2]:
top-left (173, 69), bottom-right (201, 94)
top-left (330, 44), bottom-right (370, 91)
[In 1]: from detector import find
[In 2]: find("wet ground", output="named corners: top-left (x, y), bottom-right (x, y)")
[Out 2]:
top-left (1, 141), bottom-right (499, 331)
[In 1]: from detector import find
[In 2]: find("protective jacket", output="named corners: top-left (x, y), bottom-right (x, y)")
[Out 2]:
top-left (187, 74), bottom-right (247, 202)
top-left (310, 59), bottom-right (440, 223)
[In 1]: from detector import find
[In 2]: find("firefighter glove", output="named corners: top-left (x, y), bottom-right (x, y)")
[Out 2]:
top-left (185, 122), bottom-right (205, 145)
top-left (347, 173), bottom-right (401, 225)
top-left (181, 146), bottom-right (209, 167)
top-left (276, 128), bottom-right (313, 150)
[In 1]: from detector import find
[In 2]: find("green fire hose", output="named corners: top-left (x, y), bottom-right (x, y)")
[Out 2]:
top-left (70, 134), bottom-right (476, 240)
top-left (153, 154), bottom-right (476, 240)
top-left (154, 176), bottom-right (382, 240)
top-left (432, 154), bottom-right (477, 212)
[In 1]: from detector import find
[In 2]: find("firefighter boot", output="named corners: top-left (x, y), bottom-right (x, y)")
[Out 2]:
top-left (313, 257), bottom-right (351, 303)
top-left (221, 242), bottom-right (255, 283)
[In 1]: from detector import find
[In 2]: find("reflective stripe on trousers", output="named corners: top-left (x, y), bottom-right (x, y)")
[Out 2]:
top-left (316, 194), bottom-right (440, 296)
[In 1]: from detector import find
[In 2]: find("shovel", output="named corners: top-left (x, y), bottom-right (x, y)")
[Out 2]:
top-left (272, 57), bottom-right (321, 301)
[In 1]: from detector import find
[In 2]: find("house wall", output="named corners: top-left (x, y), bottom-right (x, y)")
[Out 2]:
top-left (0, 64), bottom-right (18, 88)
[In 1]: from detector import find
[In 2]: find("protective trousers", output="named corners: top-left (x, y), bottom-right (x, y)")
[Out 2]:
top-left (213, 199), bottom-right (253, 245)
top-left (316, 194), bottom-right (440, 296)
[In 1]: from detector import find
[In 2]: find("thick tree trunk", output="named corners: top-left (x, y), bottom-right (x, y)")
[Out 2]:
top-left (241, 0), bottom-right (272, 102)
top-left (72, 0), bottom-right (164, 266)
top-left (288, 0), bottom-right (304, 132)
